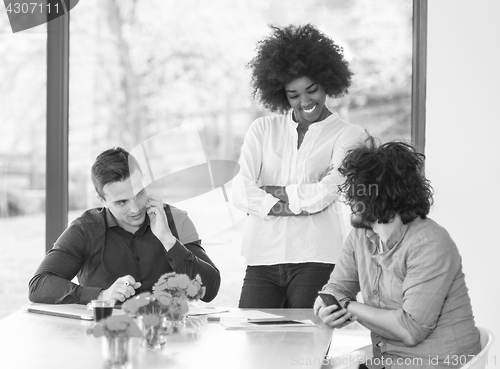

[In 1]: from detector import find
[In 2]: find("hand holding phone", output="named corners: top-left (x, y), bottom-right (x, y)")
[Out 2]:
top-left (318, 292), bottom-right (342, 312)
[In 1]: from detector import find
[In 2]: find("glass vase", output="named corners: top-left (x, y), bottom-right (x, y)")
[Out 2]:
top-left (102, 336), bottom-right (131, 369)
top-left (162, 313), bottom-right (186, 335)
top-left (138, 316), bottom-right (165, 349)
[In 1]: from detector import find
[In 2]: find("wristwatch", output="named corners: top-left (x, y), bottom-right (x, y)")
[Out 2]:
top-left (342, 299), bottom-right (353, 322)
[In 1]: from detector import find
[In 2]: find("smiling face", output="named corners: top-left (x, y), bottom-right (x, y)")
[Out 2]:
top-left (285, 76), bottom-right (329, 124)
top-left (99, 169), bottom-right (148, 233)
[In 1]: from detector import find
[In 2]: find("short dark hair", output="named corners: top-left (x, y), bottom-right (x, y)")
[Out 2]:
top-left (338, 137), bottom-right (434, 225)
top-left (91, 147), bottom-right (141, 199)
top-left (248, 24), bottom-right (353, 113)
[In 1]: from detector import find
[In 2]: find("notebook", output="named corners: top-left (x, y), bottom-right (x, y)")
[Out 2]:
top-left (25, 303), bottom-right (123, 321)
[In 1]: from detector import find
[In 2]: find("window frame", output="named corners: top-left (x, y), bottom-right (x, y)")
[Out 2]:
top-left (46, 7), bottom-right (69, 250)
top-left (45, 0), bottom-right (428, 251)
top-left (412, 0), bottom-right (427, 155)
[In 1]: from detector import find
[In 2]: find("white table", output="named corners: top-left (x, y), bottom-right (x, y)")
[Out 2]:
top-left (0, 308), bottom-right (358, 369)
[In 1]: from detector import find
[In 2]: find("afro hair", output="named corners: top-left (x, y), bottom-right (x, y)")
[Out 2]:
top-left (248, 24), bottom-right (353, 113)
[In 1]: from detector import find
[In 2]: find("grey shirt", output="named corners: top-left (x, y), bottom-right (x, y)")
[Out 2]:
top-left (322, 217), bottom-right (480, 368)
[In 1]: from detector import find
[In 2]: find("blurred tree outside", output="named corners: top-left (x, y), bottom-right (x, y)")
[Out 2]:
top-left (0, 15), bottom-right (46, 217)
top-left (68, 0), bottom-right (412, 211)
top-left (0, 0), bottom-right (413, 215)
top-left (0, 12), bottom-right (47, 318)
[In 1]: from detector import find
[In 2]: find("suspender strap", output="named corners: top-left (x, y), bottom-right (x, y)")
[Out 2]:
top-left (164, 204), bottom-right (180, 240)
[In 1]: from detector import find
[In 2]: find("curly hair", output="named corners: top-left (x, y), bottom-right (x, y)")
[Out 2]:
top-left (248, 24), bottom-right (353, 113)
top-left (338, 137), bottom-right (434, 225)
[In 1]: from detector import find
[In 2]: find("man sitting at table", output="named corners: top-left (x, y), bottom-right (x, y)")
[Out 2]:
top-left (29, 147), bottom-right (221, 304)
top-left (314, 138), bottom-right (480, 368)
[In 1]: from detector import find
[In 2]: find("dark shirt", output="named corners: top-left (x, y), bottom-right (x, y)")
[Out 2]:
top-left (29, 204), bottom-right (220, 304)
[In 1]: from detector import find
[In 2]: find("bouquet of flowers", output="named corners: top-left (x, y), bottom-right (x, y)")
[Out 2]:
top-left (122, 273), bottom-right (205, 321)
top-left (87, 315), bottom-right (143, 339)
top-left (122, 273), bottom-right (205, 342)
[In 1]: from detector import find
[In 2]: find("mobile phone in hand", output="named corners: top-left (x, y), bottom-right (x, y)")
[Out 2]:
top-left (318, 292), bottom-right (342, 312)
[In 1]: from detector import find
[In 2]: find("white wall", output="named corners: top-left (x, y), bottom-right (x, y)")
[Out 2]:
top-left (427, 0), bottom-right (500, 365)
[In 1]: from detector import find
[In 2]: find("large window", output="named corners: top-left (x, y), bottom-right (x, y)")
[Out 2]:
top-left (0, 16), bottom-right (47, 318)
top-left (0, 0), bottom-right (420, 319)
top-left (68, 0), bottom-right (413, 308)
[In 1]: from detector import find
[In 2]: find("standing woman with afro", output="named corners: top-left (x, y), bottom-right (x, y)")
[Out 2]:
top-left (232, 24), bottom-right (366, 308)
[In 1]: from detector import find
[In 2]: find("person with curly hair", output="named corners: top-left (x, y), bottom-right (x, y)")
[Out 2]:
top-left (232, 24), bottom-right (365, 308)
top-left (314, 137), bottom-right (481, 368)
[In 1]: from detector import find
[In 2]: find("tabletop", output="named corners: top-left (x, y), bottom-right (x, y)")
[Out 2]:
top-left (0, 309), bottom-right (332, 369)
top-left (0, 307), bottom-right (363, 369)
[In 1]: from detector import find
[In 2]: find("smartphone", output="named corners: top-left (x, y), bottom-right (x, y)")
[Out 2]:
top-left (318, 292), bottom-right (342, 312)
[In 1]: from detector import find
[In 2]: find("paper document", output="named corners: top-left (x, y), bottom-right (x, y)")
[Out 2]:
top-left (186, 306), bottom-right (230, 316)
top-left (206, 309), bottom-right (285, 322)
top-left (220, 318), bottom-right (317, 330)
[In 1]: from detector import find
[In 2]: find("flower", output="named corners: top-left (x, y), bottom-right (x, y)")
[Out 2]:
top-left (153, 272), bottom-right (206, 301)
top-left (155, 293), bottom-right (172, 307)
top-left (87, 315), bottom-right (142, 339)
top-left (122, 273), bottom-right (205, 323)
top-left (121, 292), bottom-right (156, 316)
top-left (186, 284), bottom-right (199, 298)
top-left (121, 293), bottom-right (151, 314)
top-left (175, 274), bottom-right (191, 289)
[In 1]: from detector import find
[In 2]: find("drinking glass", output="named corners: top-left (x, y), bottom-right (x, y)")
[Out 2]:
top-left (91, 300), bottom-right (115, 322)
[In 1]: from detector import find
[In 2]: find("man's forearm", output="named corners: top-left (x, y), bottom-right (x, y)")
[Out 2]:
top-left (28, 273), bottom-right (101, 304)
top-left (180, 258), bottom-right (220, 302)
top-left (167, 242), bottom-right (221, 302)
top-left (348, 302), bottom-right (415, 346)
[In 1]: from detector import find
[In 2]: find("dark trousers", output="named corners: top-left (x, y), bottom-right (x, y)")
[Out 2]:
top-left (238, 263), bottom-right (335, 308)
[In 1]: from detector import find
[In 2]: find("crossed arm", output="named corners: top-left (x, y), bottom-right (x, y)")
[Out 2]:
top-left (260, 185), bottom-right (307, 216)
top-left (260, 165), bottom-right (334, 216)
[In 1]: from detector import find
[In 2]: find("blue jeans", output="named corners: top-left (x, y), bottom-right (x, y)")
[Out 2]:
top-left (238, 263), bottom-right (335, 308)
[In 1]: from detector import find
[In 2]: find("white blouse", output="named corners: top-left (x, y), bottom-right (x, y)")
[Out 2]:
top-left (232, 111), bottom-right (365, 265)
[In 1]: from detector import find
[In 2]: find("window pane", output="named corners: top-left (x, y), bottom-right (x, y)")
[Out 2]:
top-left (0, 21), bottom-right (47, 318)
top-left (69, 0), bottom-right (412, 307)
